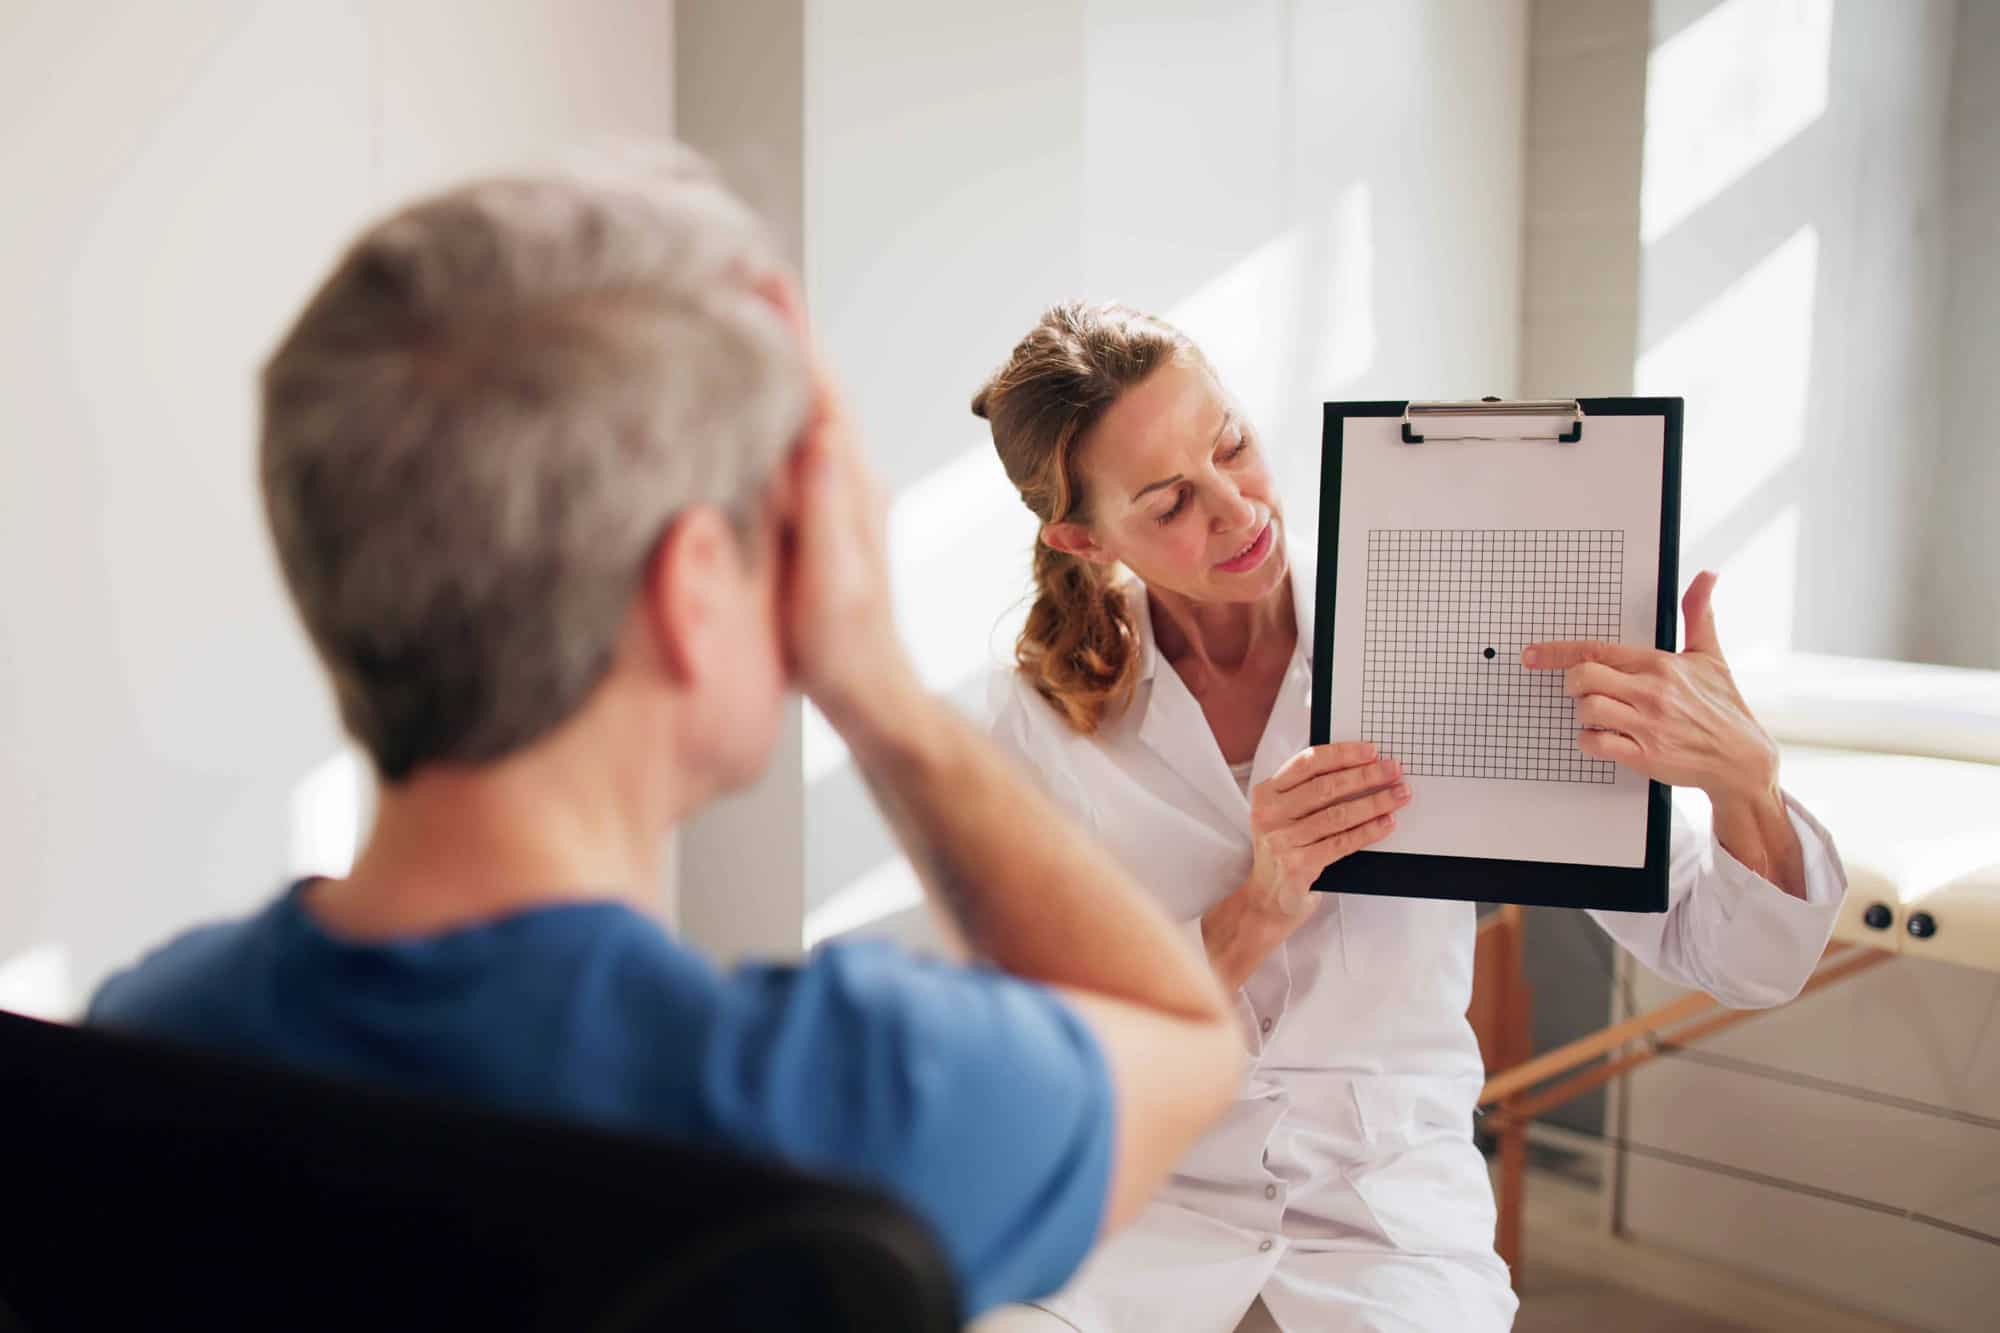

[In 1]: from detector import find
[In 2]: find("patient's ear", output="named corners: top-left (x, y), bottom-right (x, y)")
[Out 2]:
top-left (641, 505), bottom-right (739, 687)
top-left (1041, 521), bottom-right (1114, 567)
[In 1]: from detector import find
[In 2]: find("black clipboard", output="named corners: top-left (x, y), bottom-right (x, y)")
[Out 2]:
top-left (1308, 397), bottom-right (1683, 912)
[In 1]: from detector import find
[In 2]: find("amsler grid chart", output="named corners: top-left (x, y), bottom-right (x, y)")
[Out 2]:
top-left (1361, 529), bottom-right (1624, 783)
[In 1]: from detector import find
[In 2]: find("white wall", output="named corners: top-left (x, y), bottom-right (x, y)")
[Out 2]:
top-left (1517, 0), bottom-right (1993, 1142)
top-left (673, 0), bottom-right (806, 965)
top-left (1920, 0), bottom-right (2000, 671)
top-left (1518, 0), bottom-right (1647, 397)
top-left (800, 0), bottom-right (1528, 946)
top-left (801, 0), bottom-right (1088, 946)
top-left (0, 0), bottom-right (675, 1016)
top-left (1634, 0), bottom-right (1954, 667)
top-left (1513, 0), bottom-right (1652, 1139)
top-left (1613, 7), bottom-right (2000, 1327)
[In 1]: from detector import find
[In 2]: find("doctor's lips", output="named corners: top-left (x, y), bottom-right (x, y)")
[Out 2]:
top-left (1215, 519), bottom-right (1275, 574)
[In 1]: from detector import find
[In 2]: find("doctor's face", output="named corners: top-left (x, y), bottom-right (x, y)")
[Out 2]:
top-left (1050, 360), bottom-right (1288, 607)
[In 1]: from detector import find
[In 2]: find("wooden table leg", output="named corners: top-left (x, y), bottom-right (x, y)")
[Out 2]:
top-left (1497, 1097), bottom-right (1526, 1285)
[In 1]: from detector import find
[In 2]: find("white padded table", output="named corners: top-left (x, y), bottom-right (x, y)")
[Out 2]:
top-left (1740, 653), bottom-right (2000, 974)
top-left (1777, 746), bottom-right (2000, 971)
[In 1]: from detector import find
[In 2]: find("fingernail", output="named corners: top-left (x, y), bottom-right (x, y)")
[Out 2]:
top-left (1393, 783), bottom-right (1411, 799)
top-left (1360, 742), bottom-right (1376, 758)
top-left (1386, 757), bottom-right (1401, 775)
top-left (1522, 647), bottom-right (1541, 668)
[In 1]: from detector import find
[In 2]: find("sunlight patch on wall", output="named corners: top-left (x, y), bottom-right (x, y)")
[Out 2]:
top-left (1641, 0), bottom-right (1831, 245)
top-left (1708, 503), bottom-right (1801, 669)
top-left (1637, 224), bottom-right (1819, 546)
top-left (1164, 180), bottom-right (1374, 555)
top-left (1169, 226), bottom-right (1303, 433)
top-left (887, 441), bottom-right (1042, 695)
top-left (802, 701), bottom-right (848, 788)
top-left (803, 856), bottom-right (923, 948)
top-left (0, 943), bottom-right (73, 1021)
top-left (286, 745), bottom-right (371, 880)
top-left (805, 443), bottom-right (1042, 787)
top-left (1314, 181), bottom-right (1377, 395)
top-left (1286, 180), bottom-right (1376, 544)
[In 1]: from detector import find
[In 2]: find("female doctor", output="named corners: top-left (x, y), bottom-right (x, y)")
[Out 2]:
top-left (972, 303), bottom-right (1847, 1333)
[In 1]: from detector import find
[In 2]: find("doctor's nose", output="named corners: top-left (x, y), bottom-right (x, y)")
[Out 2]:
top-left (1213, 486), bottom-right (1257, 533)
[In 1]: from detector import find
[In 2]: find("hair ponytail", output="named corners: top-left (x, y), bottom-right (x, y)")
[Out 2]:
top-left (1019, 541), bottom-right (1139, 734)
top-left (973, 301), bottom-right (1195, 733)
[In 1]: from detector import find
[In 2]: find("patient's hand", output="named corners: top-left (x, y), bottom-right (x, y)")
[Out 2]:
top-left (778, 355), bottom-right (920, 731)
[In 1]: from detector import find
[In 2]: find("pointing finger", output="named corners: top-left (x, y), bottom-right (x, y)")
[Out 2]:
top-left (1523, 639), bottom-right (1654, 672)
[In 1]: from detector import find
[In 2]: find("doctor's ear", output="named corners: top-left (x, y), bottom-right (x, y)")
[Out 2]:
top-left (1041, 521), bottom-right (1115, 567)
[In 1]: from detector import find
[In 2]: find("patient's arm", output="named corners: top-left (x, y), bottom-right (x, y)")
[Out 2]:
top-left (777, 355), bottom-right (1243, 1236)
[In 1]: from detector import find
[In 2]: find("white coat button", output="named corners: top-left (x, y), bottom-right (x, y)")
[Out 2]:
top-left (1260, 1017), bottom-right (1273, 1035)
top-left (1259, 1239), bottom-right (1274, 1253)
top-left (1265, 1184), bottom-right (1278, 1200)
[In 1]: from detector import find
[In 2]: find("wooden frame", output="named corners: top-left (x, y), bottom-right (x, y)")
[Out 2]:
top-left (1466, 910), bottom-right (1893, 1286)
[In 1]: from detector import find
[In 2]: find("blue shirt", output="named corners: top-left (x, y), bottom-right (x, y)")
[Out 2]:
top-left (88, 882), bottom-right (1114, 1318)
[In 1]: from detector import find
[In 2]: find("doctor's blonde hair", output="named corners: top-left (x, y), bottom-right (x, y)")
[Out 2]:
top-left (973, 302), bottom-right (1199, 735)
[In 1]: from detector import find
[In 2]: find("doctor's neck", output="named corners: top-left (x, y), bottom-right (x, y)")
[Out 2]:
top-left (1147, 572), bottom-right (1296, 678)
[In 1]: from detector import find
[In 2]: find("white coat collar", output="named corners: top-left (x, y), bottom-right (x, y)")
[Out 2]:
top-left (1123, 530), bottom-right (1316, 828)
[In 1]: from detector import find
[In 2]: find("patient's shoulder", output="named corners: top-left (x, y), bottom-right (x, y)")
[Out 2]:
top-left (87, 911), bottom-right (268, 1036)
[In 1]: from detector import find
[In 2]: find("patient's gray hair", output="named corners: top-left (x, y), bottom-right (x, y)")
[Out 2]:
top-left (260, 142), bottom-right (809, 781)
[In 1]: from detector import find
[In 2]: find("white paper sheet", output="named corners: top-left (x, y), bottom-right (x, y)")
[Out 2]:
top-left (1327, 410), bottom-right (1666, 868)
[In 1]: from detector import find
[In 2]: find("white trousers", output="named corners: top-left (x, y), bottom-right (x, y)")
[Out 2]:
top-left (971, 1199), bottom-right (1517, 1333)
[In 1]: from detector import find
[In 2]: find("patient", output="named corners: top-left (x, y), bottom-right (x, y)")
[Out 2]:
top-left (87, 143), bottom-right (1244, 1321)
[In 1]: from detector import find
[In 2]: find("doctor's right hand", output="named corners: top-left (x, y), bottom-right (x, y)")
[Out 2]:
top-left (1203, 743), bottom-right (1410, 990)
top-left (1246, 743), bottom-right (1410, 919)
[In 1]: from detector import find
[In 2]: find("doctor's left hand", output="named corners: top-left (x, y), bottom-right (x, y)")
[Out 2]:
top-left (1522, 571), bottom-right (1808, 898)
top-left (1519, 571), bottom-right (1778, 809)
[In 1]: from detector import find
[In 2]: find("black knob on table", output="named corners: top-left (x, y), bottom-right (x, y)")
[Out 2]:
top-left (1907, 911), bottom-right (1937, 940)
top-left (1862, 902), bottom-right (1893, 930)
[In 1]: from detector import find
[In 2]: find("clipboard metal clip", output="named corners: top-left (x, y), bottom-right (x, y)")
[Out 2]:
top-left (1401, 398), bottom-right (1585, 445)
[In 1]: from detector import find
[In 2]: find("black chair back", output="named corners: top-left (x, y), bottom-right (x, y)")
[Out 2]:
top-left (0, 1010), bottom-right (958, 1332)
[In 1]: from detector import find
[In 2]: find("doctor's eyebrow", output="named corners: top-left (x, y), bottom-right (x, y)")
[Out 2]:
top-left (1129, 413), bottom-right (1236, 503)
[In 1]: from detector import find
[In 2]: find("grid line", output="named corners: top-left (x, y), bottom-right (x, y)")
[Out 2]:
top-left (1361, 528), bottom-right (1623, 783)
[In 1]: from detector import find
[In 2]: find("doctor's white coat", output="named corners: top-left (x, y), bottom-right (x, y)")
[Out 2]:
top-left (987, 557), bottom-right (1847, 1333)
